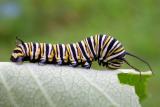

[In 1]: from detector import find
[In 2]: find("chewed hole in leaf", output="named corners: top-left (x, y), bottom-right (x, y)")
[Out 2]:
top-left (118, 73), bottom-right (152, 102)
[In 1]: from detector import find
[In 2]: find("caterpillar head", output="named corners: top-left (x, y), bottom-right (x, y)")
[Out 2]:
top-left (10, 37), bottom-right (26, 63)
top-left (107, 51), bottom-right (153, 74)
top-left (106, 52), bottom-right (126, 69)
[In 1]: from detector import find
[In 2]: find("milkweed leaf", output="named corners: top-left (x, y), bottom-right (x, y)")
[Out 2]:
top-left (0, 62), bottom-right (152, 107)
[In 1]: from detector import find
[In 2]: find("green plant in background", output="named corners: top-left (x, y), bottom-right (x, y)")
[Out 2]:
top-left (0, 0), bottom-right (159, 106)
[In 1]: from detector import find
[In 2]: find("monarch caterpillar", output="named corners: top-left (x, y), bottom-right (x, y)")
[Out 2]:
top-left (10, 34), bottom-right (152, 74)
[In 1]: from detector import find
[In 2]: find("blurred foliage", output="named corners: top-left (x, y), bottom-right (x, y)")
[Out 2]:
top-left (0, 0), bottom-right (160, 107)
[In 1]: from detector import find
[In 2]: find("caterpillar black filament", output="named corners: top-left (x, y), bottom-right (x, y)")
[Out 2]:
top-left (10, 34), bottom-right (152, 74)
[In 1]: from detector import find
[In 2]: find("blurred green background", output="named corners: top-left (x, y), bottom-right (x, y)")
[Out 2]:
top-left (0, 0), bottom-right (159, 106)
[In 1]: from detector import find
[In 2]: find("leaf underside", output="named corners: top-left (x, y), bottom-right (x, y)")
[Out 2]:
top-left (0, 62), bottom-right (151, 107)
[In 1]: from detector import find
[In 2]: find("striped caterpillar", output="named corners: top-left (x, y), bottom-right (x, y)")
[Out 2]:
top-left (10, 34), bottom-right (152, 74)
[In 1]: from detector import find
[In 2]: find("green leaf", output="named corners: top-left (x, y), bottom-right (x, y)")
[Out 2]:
top-left (0, 62), bottom-right (152, 107)
top-left (118, 69), bottom-right (152, 102)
